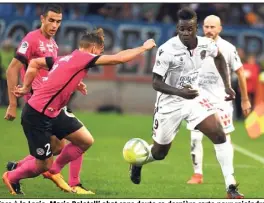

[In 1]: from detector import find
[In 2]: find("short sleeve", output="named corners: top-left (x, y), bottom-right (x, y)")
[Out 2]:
top-left (15, 35), bottom-right (35, 66)
top-left (229, 49), bottom-right (243, 71)
top-left (45, 57), bottom-right (55, 71)
top-left (85, 55), bottom-right (101, 69)
top-left (152, 48), bottom-right (171, 77)
top-left (208, 40), bottom-right (218, 58)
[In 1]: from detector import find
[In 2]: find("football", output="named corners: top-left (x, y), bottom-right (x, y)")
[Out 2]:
top-left (123, 138), bottom-right (150, 166)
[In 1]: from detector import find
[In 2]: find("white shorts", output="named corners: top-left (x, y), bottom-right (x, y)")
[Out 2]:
top-left (191, 101), bottom-right (234, 135)
top-left (152, 96), bottom-right (217, 145)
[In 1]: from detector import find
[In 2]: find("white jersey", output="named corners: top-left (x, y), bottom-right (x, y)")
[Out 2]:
top-left (153, 35), bottom-right (218, 113)
top-left (198, 36), bottom-right (243, 104)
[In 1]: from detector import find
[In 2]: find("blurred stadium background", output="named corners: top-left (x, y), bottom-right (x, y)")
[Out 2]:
top-left (0, 3), bottom-right (264, 198)
top-left (0, 3), bottom-right (264, 116)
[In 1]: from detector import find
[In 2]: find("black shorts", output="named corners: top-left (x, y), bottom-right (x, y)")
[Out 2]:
top-left (51, 107), bottom-right (83, 140)
top-left (21, 103), bottom-right (53, 160)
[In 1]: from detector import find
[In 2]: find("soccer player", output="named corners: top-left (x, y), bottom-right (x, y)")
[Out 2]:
top-left (128, 8), bottom-right (244, 199)
top-left (2, 28), bottom-right (156, 195)
top-left (4, 4), bottom-right (89, 194)
top-left (187, 15), bottom-right (251, 185)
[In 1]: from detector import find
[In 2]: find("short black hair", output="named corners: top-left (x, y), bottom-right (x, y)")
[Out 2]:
top-left (42, 4), bottom-right (63, 16)
top-left (79, 28), bottom-right (104, 48)
top-left (177, 7), bottom-right (197, 22)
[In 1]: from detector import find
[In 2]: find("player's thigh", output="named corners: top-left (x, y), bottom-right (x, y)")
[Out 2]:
top-left (52, 107), bottom-right (83, 140)
top-left (21, 104), bottom-right (53, 161)
top-left (50, 136), bottom-right (66, 156)
top-left (152, 110), bottom-right (182, 145)
top-left (64, 126), bottom-right (94, 151)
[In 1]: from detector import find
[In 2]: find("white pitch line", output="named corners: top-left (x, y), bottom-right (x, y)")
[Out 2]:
top-left (233, 143), bottom-right (264, 164)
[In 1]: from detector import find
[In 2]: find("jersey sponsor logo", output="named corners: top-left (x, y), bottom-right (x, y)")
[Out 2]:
top-left (46, 43), bottom-right (54, 52)
top-left (47, 107), bottom-right (55, 112)
top-left (17, 41), bottom-right (29, 54)
top-left (42, 77), bottom-right (48, 81)
top-left (59, 55), bottom-right (73, 62)
top-left (198, 44), bottom-right (208, 48)
top-left (179, 72), bottom-right (199, 87)
top-left (174, 52), bottom-right (186, 57)
top-left (199, 72), bottom-right (219, 86)
top-left (36, 148), bottom-right (45, 156)
top-left (39, 40), bottom-right (46, 53)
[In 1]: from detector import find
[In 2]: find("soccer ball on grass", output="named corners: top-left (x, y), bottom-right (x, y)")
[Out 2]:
top-left (123, 138), bottom-right (150, 166)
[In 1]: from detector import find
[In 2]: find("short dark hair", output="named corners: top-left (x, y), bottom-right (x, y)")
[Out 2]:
top-left (42, 4), bottom-right (63, 16)
top-left (177, 7), bottom-right (197, 22)
top-left (79, 28), bottom-right (105, 49)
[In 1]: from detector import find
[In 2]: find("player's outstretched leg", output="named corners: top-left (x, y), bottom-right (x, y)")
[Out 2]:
top-left (129, 142), bottom-right (171, 184)
top-left (187, 130), bottom-right (204, 184)
top-left (196, 114), bottom-right (244, 198)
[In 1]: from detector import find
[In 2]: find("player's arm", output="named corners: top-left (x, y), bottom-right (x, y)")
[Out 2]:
top-left (5, 38), bottom-right (34, 120)
top-left (214, 52), bottom-right (231, 89)
top-left (231, 50), bottom-right (251, 116)
top-left (210, 41), bottom-right (236, 101)
top-left (22, 57), bottom-right (53, 89)
top-left (13, 57), bottom-right (53, 98)
top-left (94, 39), bottom-right (156, 65)
top-left (6, 58), bottom-right (24, 108)
top-left (152, 73), bottom-right (198, 99)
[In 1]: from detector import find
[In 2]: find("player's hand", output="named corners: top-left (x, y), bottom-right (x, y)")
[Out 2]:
top-left (143, 39), bottom-right (156, 50)
top-left (225, 86), bottom-right (236, 101)
top-left (241, 99), bottom-right (251, 117)
top-left (12, 85), bottom-right (30, 98)
top-left (179, 84), bottom-right (199, 99)
top-left (4, 105), bottom-right (17, 121)
top-left (77, 82), bottom-right (87, 95)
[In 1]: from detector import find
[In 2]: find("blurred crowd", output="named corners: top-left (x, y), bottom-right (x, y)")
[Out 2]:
top-left (0, 3), bottom-right (264, 27)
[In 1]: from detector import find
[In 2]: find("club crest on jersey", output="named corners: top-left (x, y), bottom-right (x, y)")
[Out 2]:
top-left (200, 50), bottom-right (206, 60)
top-left (156, 60), bottom-right (161, 66)
top-left (17, 41), bottom-right (29, 54)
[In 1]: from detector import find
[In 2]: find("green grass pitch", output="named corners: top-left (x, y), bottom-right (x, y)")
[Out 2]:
top-left (0, 108), bottom-right (263, 198)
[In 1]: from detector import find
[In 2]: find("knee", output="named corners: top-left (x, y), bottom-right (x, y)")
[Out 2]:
top-left (36, 158), bottom-right (53, 173)
top-left (52, 141), bottom-right (65, 156)
top-left (79, 136), bottom-right (94, 151)
top-left (151, 148), bottom-right (168, 160)
top-left (210, 127), bottom-right (226, 144)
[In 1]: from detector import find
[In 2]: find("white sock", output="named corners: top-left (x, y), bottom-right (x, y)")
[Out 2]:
top-left (214, 141), bottom-right (236, 190)
top-left (190, 130), bottom-right (204, 175)
top-left (144, 144), bottom-right (156, 164)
